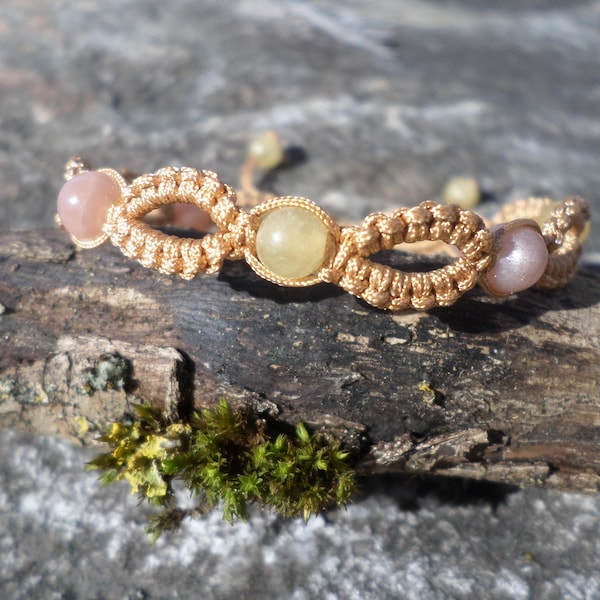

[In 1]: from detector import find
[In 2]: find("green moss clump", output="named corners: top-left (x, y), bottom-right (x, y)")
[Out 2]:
top-left (88, 400), bottom-right (356, 539)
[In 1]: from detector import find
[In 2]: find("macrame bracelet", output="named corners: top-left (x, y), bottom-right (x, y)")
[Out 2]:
top-left (56, 155), bottom-right (590, 311)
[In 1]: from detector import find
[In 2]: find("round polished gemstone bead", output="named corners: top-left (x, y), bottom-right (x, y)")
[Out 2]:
top-left (256, 206), bottom-right (329, 279)
top-left (442, 176), bottom-right (480, 210)
top-left (247, 131), bottom-right (284, 170)
top-left (57, 171), bottom-right (121, 242)
top-left (481, 222), bottom-right (548, 297)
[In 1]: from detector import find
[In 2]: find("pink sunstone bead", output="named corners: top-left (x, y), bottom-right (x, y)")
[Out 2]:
top-left (172, 203), bottom-right (213, 231)
top-left (57, 171), bottom-right (121, 242)
top-left (481, 221), bottom-right (548, 297)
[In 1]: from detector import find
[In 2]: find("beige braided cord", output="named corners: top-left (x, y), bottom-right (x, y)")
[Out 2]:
top-left (321, 202), bottom-right (494, 310)
top-left (105, 167), bottom-right (247, 279)
top-left (539, 196), bottom-right (589, 288)
top-left (96, 163), bottom-right (590, 310)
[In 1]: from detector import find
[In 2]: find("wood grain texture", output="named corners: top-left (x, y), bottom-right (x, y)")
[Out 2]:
top-left (1, 229), bottom-right (599, 491)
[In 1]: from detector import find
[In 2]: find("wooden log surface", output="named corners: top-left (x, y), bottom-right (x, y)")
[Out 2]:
top-left (1, 228), bottom-right (599, 492)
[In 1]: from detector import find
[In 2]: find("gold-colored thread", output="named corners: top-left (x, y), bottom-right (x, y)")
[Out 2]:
top-left (60, 162), bottom-right (589, 311)
top-left (64, 156), bottom-right (92, 181)
top-left (320, 202), bottom-right (493, 310)
top-left (538, 196), bottom-right (588, 288)
top-left (104, 167), bottom-right (246, 279)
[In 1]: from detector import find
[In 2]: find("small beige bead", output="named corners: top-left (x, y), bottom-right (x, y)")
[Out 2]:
top-left (247, 131), bottom-right (284, 170)
top-left (443, 176), bottom-right (480, 210)
top-left (256, 206), bottom-right (329, 279)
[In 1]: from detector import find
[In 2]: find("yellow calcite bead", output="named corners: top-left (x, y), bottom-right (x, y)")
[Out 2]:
top-left (256, 206), bottom-right (329, 279)
top-left (247, 131), bottom-right (284, 170)
top-left (442, 176), bottom-right (480, 210)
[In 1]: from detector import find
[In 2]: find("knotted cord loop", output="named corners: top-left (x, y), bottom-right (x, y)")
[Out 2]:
top-left (539, 197), bottom-right (589, 288)
top-left (105, 167), bottom-right (245, 279)
top-left (321, 201), bottom-right (493, 310)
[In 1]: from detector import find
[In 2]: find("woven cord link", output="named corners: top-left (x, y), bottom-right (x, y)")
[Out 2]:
top-left (538, 196), bottom-right (589, 288)
top-left (321, 201), bottom-right (493, 310)
top-left (105, 167), bottom-right (245, 279)
top-left (100, 165), bottom-right (589, 310)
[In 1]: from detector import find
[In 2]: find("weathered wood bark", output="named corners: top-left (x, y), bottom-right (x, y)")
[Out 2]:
top-left (1, 229), bottom-right (599, 492)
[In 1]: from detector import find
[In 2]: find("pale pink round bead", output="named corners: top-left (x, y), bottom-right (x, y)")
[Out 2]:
top-left (481, 221), bottom-right (548, 297)
top-left (57, 171), bottom-right (121, 242)
top-left (172, 203), bottom-right (213, 231)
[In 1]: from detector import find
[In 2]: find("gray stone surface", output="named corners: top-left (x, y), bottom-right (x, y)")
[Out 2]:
top-left (2, 430), bottom-right (600, 600)
top-left (1, 1), bottom-right (599, 598)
